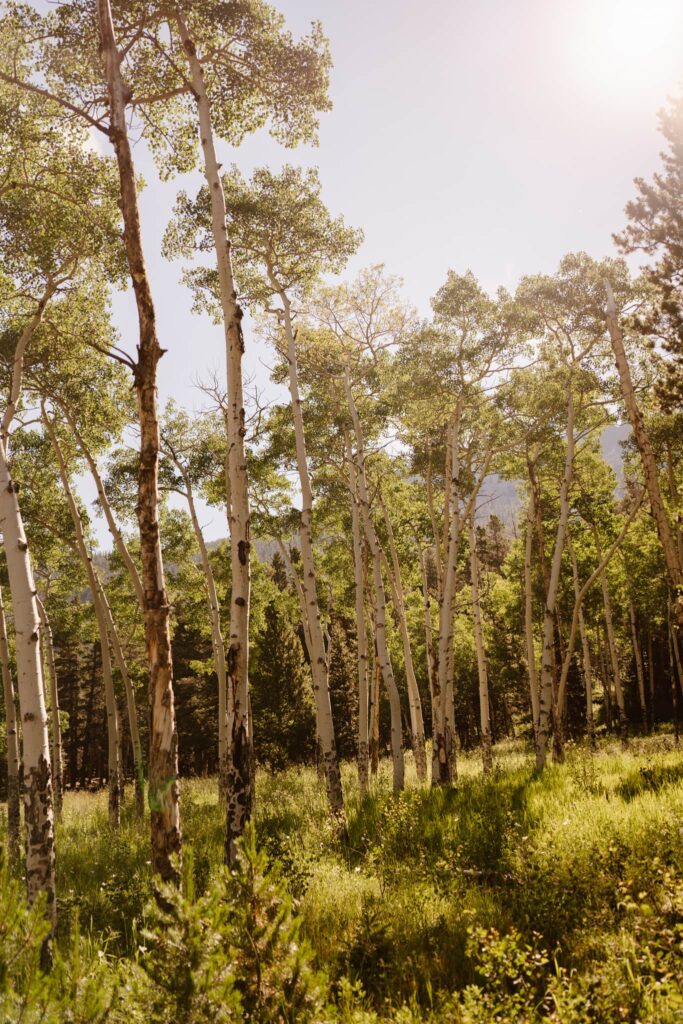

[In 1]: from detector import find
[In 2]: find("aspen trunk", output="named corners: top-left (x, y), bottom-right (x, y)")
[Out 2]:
top-left (593, 527), bottom-right (627, 745)
top-left (346, 436), bottom-right (370, 796)
top-left (605, 282), bottom-right (683, 622)
top-left (669, 600), bottom-right (682, 745)
top-left (176, 10), bottom-right (250, 861)
top-left (567, 535), bottom-right (595, 746)
top-left (36, 599), bottom-right (63, 819)
top-left (523, 502), bottom-right (541, 752)
top-left (0, 288), bottom-right (56, 933)
top-left (44, 415), bottom-right (121, 827)
top-left (380, 499), bottom-right (427, 781)
top-left (0, 585), bottom-right (20, 862)
top-left (97, 0), bottom-right (180, 880)
top-left (419, 548), bottom-right (440, 782)
top-left (62, 405), bottom-right (145, 607)
top-left (344, 368), bottom-right (404, 791)
top-left (173, 458), bottom-right (228, 802)
top-left (276, 295), bottom-right (344, 819)
top-left (434, 408), bottom-right (462, 785)
top-left (647, 628), bottom-right (656, 731)
top-left (598, 637), bottom-right (613, 732)
top-left (628, 601), bottom-right (647, 731)
top-left (536, 385), bottom-right (574, 769)
top-left (0, 437), bottom-right (55, 929)
top-left (98, 586), bottom-right (145, 815)
top-left (469, 519), bottom-right (492, 774)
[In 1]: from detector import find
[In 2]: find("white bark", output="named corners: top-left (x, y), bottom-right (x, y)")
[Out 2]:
top-left (567, 533), bottom-right (595, 746)
top-left (523, 501), bottom-right (540, 748)
top-left (593, 526), bottom-right (627, 745)
top-left (0, 287), bottom-right (56, 931)
top-left (277, 293), bottom-right (344, 819)
top-left (628, 601), bottom-right (647, 730)
top-left (469, 518), bottom-right (492, 774)
top-left (36, 598), bottom-right (63, 818)
top-left (536, 384), bottom-right (575, 769)
top-left (379, 497), bottom-right (427, 781)
top-left (418, 547), bottom-right (439, 781)
top-left (345, 433), bottom-right (370, 795)
top-left (176, 9), bottom-right (251, 861)
top-left (44, 413), bottom-right (121, 826)
top-left (0, 584), bottom-right (20, 862)
top-left (344, 367), bottom-right (404, 791)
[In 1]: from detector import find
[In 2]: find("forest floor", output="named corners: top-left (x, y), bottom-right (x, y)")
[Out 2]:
top-left (3, 735), bottom-right (683, 1021)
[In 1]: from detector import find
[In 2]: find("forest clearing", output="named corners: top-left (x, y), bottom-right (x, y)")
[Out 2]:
top-left (1, 0), bottom-right (683, 1020)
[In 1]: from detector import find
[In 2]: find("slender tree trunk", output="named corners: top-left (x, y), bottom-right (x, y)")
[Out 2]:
top-left (567, 535), bottom-right (595, 747)
top-left (647, 627), bottom-right (656, 731)
top-left (598, 636), bottom-right (613, 732)
top-left (36, 599), bottom-right (63, 819)
top-left (435, 408), bottom-right (462, 785)
top-left (0, 290), bottom-right (56, 935)
top-left (172, 459), bottom-right (228, 802)
top-left (346, 434), bottom-right (370, 795)
top-left (469, 519), bottom-right (492, 774)
top-left (536, 385), bottom-right (575, 769)
top-left (370, 655), bottom-right (381, 778)
top-left (668, 599), bottom-right (682, 745)
top-left (98, 586), bottom-right (145, 815)
top-left (44, 415), bottom-right (121, 827)
top-left (97, 0), bottom-right (180, 881)
top-left (628, 601), bottom-right (647, 732)
top-left (344, 368), bottom-right (404, 791)
top-left (605, 282), bottom-right (683, 622)
top-left (419, 548), bottom-right (440, 782)
top-left (175, 10), bottom-right (250, 862)
top-left (593, 526), bottom-right (627, 745)
top-left (274, 295), bottom-right (344, 819)
top-left (0, 585), bottom-right (20, 862)
top-left (523, 501), bottom-right (541, 755)
top-left (379, 498), bottom-right (427, 781)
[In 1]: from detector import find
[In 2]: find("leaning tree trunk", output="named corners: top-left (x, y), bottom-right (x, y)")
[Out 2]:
top-left (172, 457), bottom-right (229, 802)
top-left (345, 432), bottom-right (370, 796)
top-left (418, 547), bottom-right (440, 781)
top-left (379, 498), bottom-right (427, 781)
top-left (537, 384), bottom-right (575, 769)
top-left (0, 287), bottom-right (56, 934)
top-left (97, 0), bottom-right (180, 881)
top-left (469, 519), bottom-right (492, 775)
top-left (0, 585), bottom-right (20, 862)
top-left (176, 9), bottom-right (250, 862)
top-left (567, 535), bottom-right (595, 747)
top-left (98, 585), bottom-right (145, 815)
top-left (44, 415), bottom-right (121, 827)
top-left (605, 282), bottom-right (683, 622)
top-left (628, 601), bottom-right (648, 732)
top-left (593, 526), bottom-right (628, 745)
top-left (276, 293), bottom-right (344, 820)
top-left (36, 599), bottom-right (63, 819)
top-left (344, 369), bottom-right (404, 791)
top-left (523, 501), bottom-right (541, 755)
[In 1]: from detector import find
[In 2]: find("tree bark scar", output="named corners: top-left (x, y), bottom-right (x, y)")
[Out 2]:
top-left (238, 540), bottom-right (248, 565)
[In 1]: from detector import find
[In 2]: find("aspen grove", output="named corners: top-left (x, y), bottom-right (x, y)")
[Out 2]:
top-left (1, 2), bottom-right (683, 1021)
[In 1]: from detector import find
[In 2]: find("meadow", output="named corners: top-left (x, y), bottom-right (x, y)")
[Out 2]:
top-left (3, 736), bottom-right (683, 1022)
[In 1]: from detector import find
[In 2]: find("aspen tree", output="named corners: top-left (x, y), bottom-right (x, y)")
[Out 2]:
top-left (36, 598), bottom-right (63, 818)
top-left (628, 601), bottom-right (648, 731)
top-left (44, 411), bottom-right (122, 827)
top-left (469, 518), bottom-right (492, 774)
top-left (0, 584), bottom-right (20, 862)
top-left (567, 531), bottom-right (595, 746)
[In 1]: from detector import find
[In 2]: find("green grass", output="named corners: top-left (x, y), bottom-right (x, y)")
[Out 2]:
top-left (3, 735), bottom-right (683, 1021)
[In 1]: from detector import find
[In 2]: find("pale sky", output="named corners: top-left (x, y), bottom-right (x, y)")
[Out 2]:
top-left (91, 0), bottom-right (683, 544)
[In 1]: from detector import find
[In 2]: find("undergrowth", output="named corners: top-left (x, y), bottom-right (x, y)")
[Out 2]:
top-left (1, 736), bottom-right (683, 1021)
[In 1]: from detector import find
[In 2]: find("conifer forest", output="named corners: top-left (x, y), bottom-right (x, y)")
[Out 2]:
top-left (2, 1), bottom-right (683, 1020)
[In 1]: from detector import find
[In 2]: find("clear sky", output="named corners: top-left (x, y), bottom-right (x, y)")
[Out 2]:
top-left (92, 0), bottom-right (683, 544)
